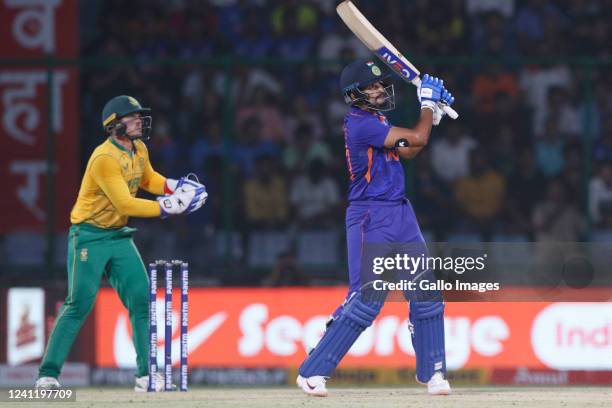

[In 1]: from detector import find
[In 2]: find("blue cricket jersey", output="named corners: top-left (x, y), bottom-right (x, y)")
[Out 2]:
top-left (343, 106), bottom-right (405, 202)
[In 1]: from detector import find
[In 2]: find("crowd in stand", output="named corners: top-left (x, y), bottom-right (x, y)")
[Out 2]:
top-left (75, 0), bottom-right (612, 282)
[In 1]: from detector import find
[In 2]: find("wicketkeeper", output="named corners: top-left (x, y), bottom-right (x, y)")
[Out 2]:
top-left (35, 95), bottom-right (207, 391)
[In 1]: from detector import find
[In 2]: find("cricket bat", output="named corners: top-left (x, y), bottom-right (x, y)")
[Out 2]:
top-left (337, 0), bottom-right (459, 119)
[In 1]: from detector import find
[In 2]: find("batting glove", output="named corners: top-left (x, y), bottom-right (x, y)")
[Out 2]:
top-left (433, 88), bottom-right (456, 126)
top-left (440, 88), bottom-right (455, 107)
top-left (418, 74), bottom-right (444, 112)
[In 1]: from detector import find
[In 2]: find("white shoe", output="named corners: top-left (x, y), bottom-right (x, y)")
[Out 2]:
top-left (427, 372), bottom-right (451, 395)
top-left (134, 372), bottom-right (176, 392)
top-left (35, 377), bottom-right (60, 389)
top-left (297, 375), bottom-right (328, 397)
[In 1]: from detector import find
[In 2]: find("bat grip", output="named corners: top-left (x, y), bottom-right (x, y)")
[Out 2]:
top-left (442, 105), bottom-right (459, 119)
top-left (412, 77), bottom-right (459, 120)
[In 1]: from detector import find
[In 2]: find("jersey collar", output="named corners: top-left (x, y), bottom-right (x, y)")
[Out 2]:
top-left (350, 106), bottom-right (381, 117)
top-left (350, 106), bottom-right (386, 122)
top-left (108, 137), bottom-right (134, 157)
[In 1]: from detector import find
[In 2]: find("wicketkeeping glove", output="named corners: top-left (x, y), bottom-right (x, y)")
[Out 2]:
top-left (157, 186), bottom-right (207, 218)
top-left (164, 173), bottom-right (205, 194)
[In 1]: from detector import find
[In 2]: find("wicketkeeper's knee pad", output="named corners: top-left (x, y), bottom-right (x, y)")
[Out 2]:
top-left (409, 301), bottom-right (446, 383)
top-left (299, 288), bottom-right (386, 377)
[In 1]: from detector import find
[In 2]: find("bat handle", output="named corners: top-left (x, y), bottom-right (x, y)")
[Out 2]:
top-left (442, 105), bottom-right (459, 119)
top-left (412, 77), bottom-right (459, 120)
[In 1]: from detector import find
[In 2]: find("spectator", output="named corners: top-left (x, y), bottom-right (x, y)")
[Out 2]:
top-left (271, 0), bottom-right (318, 35)
top-left (561, 142), bottom-right (583, 198)
top-left (515, 0), bottom-right (567, 53)
top-left (215, 0), bottom-right (247, 44)
top-left (324, 89), bottom-right (349, 136)
top-left (589, 162), bottom-right (612, 228)
top-left (233, 8), bottom-right (274, 58)
top-left (474, 90), bottom-right (532, 144)
top-left (471, 11), bottom-right (516, 55)
top-left (190, 121), bottom-right (225, 174)
top-left (566, 3), bottom-right (609, 57)
top-left (233, 66), bottom-right (283, 105)
top-left (454, 148), bottom-right (506, 238)
top-left (583, 78), bottom-right (612, 140)
top-left (506, 148), bottom-right (546, 236)
top-left (175, 95), bottom-right (200, 137)
top-left (272, 8), bottom-right (316, 60)
top-left (490, 125), bottom-right (515, 176)
top-left (262, 251), bottom-right (307, 286)
top-left (466, 0), bottom-right (515, 18)
top-left (532, 178), bottom-right (585, 241)
top-left (243, 155), bottom-right (289, 229)
top-left (519, 61), bottom-right (572, 137)
top-left (176, 14), bottom-right (217, 59)
top-left (181, 67), bottom-right (205, 110)
top-left (148, 114), bottom-right (178, 176)
top-left (546, 86), bottom-right (581, 139)
top-left (234, 117), bottom-right (280, 176)
top-left (593, 119), bottom-right (612, 162)
top-left (236, 86), bottom-right (287, 142)
top-left (200, 88), bottom-right (224, 124)
top-left (413, 0), bottom-right (467, 56)
top-left (431, 121), bottom-right (478, 183)
top-left (535, 117), bottom-right (565, 177)
top-left (285, 96), bottom-right (324, 141)
top-left (412, 151), bottom-right (453, 240)
top-left (317, 20), bottom-right (369, 73)
top-left (197, 155), bottom-right (226, 230)
top-left (290, 159), bottom-right (340, 228)
top-left (288, 64), bottom-right (324, 107)
top-left (472, 62), bottom-right (519, 114)
top-left (283, 123), bottom-right (332, 173)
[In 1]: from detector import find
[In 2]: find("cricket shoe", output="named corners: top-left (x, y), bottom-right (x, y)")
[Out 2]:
top-left (427, 372), bottom-right (451, 395)
top-left (34, 377), bottom-right (60, 389)
top-left (134, 373), bottom-right (177, 392)
top-left (297, 375), bottom-right (328, 397)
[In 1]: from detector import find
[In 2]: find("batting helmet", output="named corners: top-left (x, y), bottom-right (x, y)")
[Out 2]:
top-left (339, 58), bottom-right (395, 111)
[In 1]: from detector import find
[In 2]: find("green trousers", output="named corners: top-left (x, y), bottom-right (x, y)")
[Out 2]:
top-left (39, 224), bottom-right (150, 378)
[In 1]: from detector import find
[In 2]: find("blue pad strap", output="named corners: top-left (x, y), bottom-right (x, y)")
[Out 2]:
top-left (299, 289), bottom-right (386, 377)
top-left (409, 301), bottom-right (446, 383)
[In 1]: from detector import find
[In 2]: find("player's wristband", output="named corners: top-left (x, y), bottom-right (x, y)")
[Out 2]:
top-left (420, 100), bottom-right (437, 112)
top-left (395, 138), bottom-right (410, 148)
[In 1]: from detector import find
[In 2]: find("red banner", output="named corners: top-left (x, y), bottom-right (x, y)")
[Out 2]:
top-left (94, 287), bottom-right (612, 370)
top-left (0, 0), bottom-right (79, 231)
top-left (0, 0), bottom-right (78, 58)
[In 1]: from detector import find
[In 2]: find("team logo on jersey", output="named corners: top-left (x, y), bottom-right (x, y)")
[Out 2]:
top-left (371, 65), bottom-right (382, 76)
top-left (80, 248), bottom-right (88, 262)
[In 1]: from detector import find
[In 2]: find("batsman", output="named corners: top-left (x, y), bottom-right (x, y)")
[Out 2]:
top-left (35, 95), bottom-right (207, 391)
top-left (297, 59), bottom-right (455, 396)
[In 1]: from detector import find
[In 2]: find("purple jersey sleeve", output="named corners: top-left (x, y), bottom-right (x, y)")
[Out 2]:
top-left (351, 115), bottom-right (391, 148)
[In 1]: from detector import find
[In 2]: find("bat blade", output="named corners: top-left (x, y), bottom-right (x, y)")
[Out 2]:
top-left (336, 0), bottom-right (458, 119)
